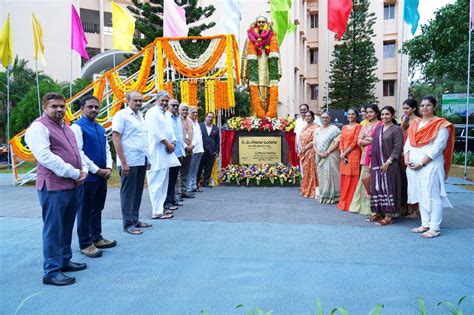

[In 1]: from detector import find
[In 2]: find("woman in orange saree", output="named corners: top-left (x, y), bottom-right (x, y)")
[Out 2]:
top-left (299, 111), bottom-right (318, 198)
top-left (338, 108), bottom-right (362, 211)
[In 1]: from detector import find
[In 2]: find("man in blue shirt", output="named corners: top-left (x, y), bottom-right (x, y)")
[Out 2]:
top-left (71, 96), bottom-right (117, 257)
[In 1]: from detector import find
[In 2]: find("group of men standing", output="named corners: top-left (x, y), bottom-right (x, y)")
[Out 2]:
top-left (25, 90), bottom-right (220, 286)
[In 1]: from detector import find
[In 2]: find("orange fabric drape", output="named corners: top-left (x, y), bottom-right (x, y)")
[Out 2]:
top-left (408, 117), bottom-right (455, 176)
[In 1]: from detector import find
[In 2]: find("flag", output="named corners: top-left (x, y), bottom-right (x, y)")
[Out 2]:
top-left (163, 0), bottom-right (188, 37)
top-left (404, 0), bottom-right (420, 35)
top-left (111, 2), bottom-right (136, 51)
top-left (471, 0), bottom-right (474, 31)
top-left (0, 14), bottom-right (13, 68)
top-left (328, 0), bottom-right (352, 40)
top-left (271, 0), bottom-right (296, 46)
top-left (221, 0), bottom-right (240, 36)
top-left (71, 4), bottom-right (89, 60)
top-left (32, 13), bottom-right (46, 66)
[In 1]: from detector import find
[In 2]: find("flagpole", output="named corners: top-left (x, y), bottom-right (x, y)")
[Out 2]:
top-left (6, 66), bottom-right (11, 169)
top-left (397, 7), bottom-right (406, 119)
top-left (70, 50), bottom-right (73, 98)
top-left (35, 60), bottom-right (42, 116)
top-left (326, 25), bottom-right (330, 112)
top-left (464, 5), bottom-right (472, 180)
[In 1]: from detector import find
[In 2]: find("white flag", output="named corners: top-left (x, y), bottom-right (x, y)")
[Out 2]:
top-left (221, 0), bottom-right (240, 36)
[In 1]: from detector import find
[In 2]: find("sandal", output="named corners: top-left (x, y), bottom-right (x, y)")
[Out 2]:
top-left (366, 214), bottom-right (382, 222)
top-left (136, 222), bottom-right (152, 228)
top-left (152, 213), bottom-right (173, 220)
top-left (125, 228), bottom-right (143, 235)
top-left (411, 226), bottom-right (429, 233)
top-left (375, 218), bottom-right (393, 226)
top-left (421, 229), bottom-right (440, 238)
top-left (164, 210), bottom-right (174, 215)
top-left (165, 205), bottom-right (178, 211)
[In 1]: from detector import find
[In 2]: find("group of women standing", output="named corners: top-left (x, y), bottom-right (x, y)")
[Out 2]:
top-left (298, 96), bottom-right (455, 238)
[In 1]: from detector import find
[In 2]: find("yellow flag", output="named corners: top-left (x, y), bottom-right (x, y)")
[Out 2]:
top-left (32, 13), bottom-right (46, 66)
top-left (112, 2), bottom-right (136, 52)
top-left (0, 14), bottom-right (13, 68)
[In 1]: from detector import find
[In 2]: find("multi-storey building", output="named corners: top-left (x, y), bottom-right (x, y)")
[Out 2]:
top-left (1, 0), bottom-right (408, 117)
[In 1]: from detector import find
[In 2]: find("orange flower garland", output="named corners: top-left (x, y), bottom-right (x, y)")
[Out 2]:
top-left (166, 81), bottom-right (174, 99)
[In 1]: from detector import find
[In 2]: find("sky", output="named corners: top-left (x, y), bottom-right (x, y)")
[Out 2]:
top-left (416, 0), bottom-right (457, 35)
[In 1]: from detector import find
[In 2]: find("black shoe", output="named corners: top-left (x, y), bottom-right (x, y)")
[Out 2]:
top-left (43, 272), bottom-right (76, 286)
top-left (62, 261), bottom-right (87, 272)
top-left (181, 193), bottom-right (195, 198)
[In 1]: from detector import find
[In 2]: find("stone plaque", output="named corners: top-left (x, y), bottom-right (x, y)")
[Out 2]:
top-left (238, 136), bottom-right (282, 164)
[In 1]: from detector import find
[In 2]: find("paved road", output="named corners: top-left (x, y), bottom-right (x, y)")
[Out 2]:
top-left (1, 182), bottom-right (473, 314)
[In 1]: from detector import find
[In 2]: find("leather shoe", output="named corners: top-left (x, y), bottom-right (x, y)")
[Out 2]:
top-left (43, 272), bottom-right (75, 286)
top-left (61, 261), bottom-right (87, 272)
top-left (181, 193), bottom-right (195, 198)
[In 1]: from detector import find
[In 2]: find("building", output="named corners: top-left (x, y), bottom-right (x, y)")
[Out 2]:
top-left (0, 0), bottom-right (408, 116)
top-left (0, 0), bottom-right (131, 82)
top-left (201, 0), bottom-right (409, 118)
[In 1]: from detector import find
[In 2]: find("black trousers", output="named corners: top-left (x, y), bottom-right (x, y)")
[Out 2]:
top-left (77, 180), bottom-right (107, 249)
top-left (198, 151), bottom-right (215, 186)
top-left (119, 165), bottom-right (146, 230)
top-left (165, 165), bottom-right (180, 207)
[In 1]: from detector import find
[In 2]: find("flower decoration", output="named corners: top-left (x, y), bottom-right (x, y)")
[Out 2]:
top-left (226, 116), bottom-right (295, 132)
top-left (221, 163), bottom-right (301, 186)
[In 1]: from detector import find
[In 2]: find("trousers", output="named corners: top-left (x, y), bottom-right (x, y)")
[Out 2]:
top-left (186, 152), bottom-right (203, 191)
top-left (77, 180), bottom-right (107, 249)
top-left (198, 151), bottom-right (215, 186)
top-left (38, 185), bottom-right (83, 277)
top-left (165, 165), bottom-right (180, 207)
top-left (119, 165), bottom-right (146, 230)
top-left (147, 168), bottom-right (169, 216)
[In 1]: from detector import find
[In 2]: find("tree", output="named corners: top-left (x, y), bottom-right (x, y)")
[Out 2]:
top-left (403, 0), bottom-right (472, 86)
top-left (128, 0), bottom-right (216, 57)
top-left (326, 0), bottom-right (378, 109)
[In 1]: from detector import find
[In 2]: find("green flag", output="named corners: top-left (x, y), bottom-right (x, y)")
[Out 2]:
top-left (404, 0), bottom-right (420, 35)
top-left (271, 0), bottom-right (295, 46)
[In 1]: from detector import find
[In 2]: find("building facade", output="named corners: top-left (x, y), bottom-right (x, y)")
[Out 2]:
top-left (1, 0), bottom-right (409, 117)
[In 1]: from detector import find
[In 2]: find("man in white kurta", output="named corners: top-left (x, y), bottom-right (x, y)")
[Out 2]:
top-left (145, 91), bottom-right (180, 219)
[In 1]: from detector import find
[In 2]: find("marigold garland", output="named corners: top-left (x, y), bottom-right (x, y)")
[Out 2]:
top-left (9, 35), bottom-right (241, 170)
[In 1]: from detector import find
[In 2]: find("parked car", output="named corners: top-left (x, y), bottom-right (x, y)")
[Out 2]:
top-left (454, 124), bottom-right (474, 152)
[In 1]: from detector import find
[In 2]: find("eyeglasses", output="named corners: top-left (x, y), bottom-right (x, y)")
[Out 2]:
top-left (170, 104), bottom-right (179, 107)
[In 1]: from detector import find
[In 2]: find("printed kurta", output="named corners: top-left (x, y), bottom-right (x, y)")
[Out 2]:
top-left (313, 125), bottom-right (341, 204)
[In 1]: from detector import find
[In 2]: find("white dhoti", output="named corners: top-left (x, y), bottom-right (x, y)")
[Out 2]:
top-left (147, 168), bottom-right (170, 216)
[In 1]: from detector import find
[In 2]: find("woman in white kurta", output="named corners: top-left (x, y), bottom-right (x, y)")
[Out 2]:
top-left (404, 96), bottom-right (455, 238)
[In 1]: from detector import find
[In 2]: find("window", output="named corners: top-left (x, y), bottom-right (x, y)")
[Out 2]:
top-left (310, 49), bottom-right (318, 64)
top-left (310, 85), bottom-right (319, 100)
top-left (383, 41), bottom-right (395, 58)
top-left (383, 80), bottom-right (395, 97)
top-left (310, 14), bottom-right (318, 28)
top-left (80, 9), bottom-right (100, 34)
top-left (384, 4), bottom-right (395, 20)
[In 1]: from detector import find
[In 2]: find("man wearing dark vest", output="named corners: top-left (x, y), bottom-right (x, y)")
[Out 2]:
top-left (25, 92), bottom-right (88, 286)
top-left (71, 96), bottom-right (117, 258)
top-left (198, 112), bottom-right (220, 188)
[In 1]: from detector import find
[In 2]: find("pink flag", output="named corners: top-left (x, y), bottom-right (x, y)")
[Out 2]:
top-left (71, 4), bottom-right (89, 60)
top-left (163, 0), bottom-right (189, 37)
